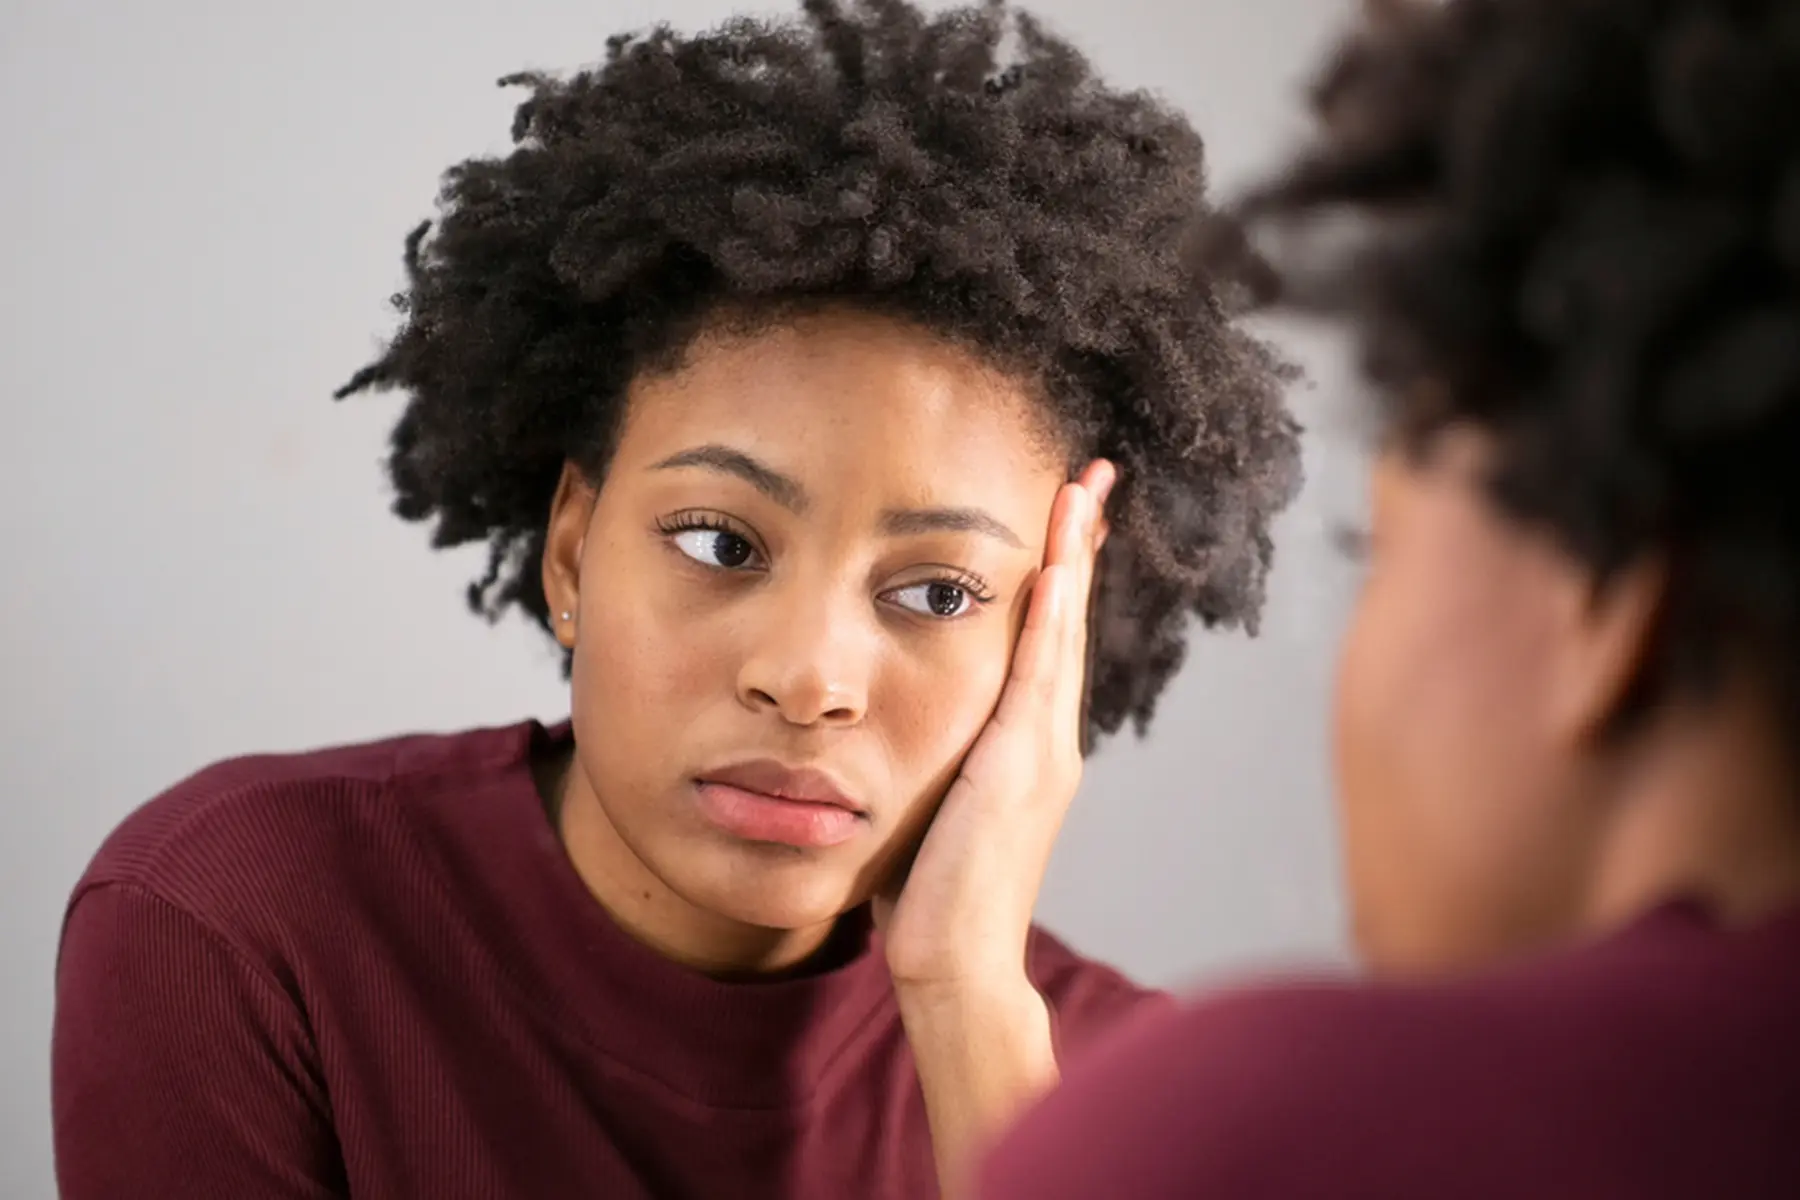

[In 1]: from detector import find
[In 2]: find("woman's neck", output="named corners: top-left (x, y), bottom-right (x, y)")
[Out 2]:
top-left (1580, 702), bottom-right (1800, 933)
top-left (537, 745), bottom-right (848, 977)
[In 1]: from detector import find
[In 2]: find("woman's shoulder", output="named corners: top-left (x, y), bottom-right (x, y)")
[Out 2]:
top-left (1024, 925), bottom-right (1173, 1063)
top-left (70, 721), bottom-right (538, 941)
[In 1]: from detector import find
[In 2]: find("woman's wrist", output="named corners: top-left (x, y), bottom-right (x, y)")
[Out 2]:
top-left (896, 974), bottom-right (1059, 1199)
top-left (894, 971), bottom-right (1044, 1028)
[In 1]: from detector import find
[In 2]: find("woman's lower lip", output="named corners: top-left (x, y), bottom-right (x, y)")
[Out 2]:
top-left (692, 782), bottom-right (863, 848)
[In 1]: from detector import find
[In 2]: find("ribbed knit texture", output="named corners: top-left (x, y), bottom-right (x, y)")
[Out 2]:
top-left (53, 721), bottom-right (1162, 1199)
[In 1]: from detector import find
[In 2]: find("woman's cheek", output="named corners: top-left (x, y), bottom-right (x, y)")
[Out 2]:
top-left (577, 576), bottom-right (721, 716)
top-left (911, 623), bottom-right (1015, 749)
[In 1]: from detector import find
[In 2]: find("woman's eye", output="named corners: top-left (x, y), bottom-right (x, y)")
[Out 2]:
top-left (889, 581), bottom-right (974, 619)
top-left (672, 528), bottom-right (760, 570)
top-left (1329, 522), bottom-right (1372, 563)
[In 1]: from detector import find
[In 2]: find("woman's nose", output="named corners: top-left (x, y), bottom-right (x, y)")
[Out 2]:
top-left (734, 586), bottom-right (873, 728)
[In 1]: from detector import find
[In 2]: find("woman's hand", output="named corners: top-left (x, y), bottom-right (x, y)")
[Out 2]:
top-left (872, 458), bottom-right (1115, 1197)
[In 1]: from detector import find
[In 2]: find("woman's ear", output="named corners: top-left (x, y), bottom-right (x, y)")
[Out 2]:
top-left (542, 461), bottom-right (597, 648)
top-left (1548, 554), bottom-right (1669, 748)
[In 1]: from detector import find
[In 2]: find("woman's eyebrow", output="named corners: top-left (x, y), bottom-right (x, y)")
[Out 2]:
top-left (880, 507), bottom-right (1024, 548)
top-left (652, 444), bottom-right (1024, 546)
top-left (651, 445), bottom-right (808, 512)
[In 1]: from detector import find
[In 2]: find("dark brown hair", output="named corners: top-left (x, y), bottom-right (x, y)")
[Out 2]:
top-left (336, 0), bottom-right (1302, 748)
top-left (1215, 0), bottom-right (1800, 722)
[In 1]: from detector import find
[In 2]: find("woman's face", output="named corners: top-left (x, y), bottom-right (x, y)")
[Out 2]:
top-left (1332, 429), bottom-right (1603, 974)
top-left (547, 309), bottom-right (1067, 934)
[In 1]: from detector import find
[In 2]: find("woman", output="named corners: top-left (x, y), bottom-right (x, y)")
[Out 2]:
top-left (50, 2), bottom-right (1299, 1197)
top-left (981, 0), bottom-right (1800, 1195)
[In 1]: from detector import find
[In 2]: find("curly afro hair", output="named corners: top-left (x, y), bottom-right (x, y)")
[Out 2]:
top-left (1211, 0), bottom-right (1800, 726)
top-left (335, 0), bottom-right (1301, 749)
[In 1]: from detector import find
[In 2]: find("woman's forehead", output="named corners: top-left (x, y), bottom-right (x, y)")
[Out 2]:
top-left (617, 310), bottom-right (1068, 476)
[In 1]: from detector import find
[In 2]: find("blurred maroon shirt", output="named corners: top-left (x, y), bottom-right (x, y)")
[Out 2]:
top-left (981, 899), bottom-right (1800, 1198)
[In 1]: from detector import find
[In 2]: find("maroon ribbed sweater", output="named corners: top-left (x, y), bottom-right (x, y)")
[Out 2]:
top-left (53, 721), bottom-right (1161, 1199)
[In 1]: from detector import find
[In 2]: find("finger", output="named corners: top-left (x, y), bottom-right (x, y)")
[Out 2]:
top-left (1057, 472), bottom-right (1111, 709)
top-left (995, 468), bottom-right (1107, 733)
top-left (1069, 460), bottom-right (1115, 565)
top-left (1009, 478), bottom-right (1082, 699)
top-left (1087, 460), bottom-right (1118, 511)
top-left (1056, 543), bottom-right (1096, 735)
top-left (993, 558), bottom-right (1068, 729)
top-left (1075, 457), bottom-right (1115, 502)
top-left (1046, 475), bottom-right (1091, 570)
top-left (1041, 461), bottom-right (1106, 570)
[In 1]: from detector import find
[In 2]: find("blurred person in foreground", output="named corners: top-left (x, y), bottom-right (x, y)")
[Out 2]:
top-left (981, 0), bottom-right (1800, 1194)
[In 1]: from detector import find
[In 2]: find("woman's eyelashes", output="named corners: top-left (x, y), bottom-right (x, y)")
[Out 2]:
top-left (654, 510), bottom-right (996, 620)
top-left (884, 575), bottom-right (995, 620)
top-left (659, 511), bottom-right (765, 571)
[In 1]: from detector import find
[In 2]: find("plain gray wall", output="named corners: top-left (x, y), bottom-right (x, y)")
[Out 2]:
top-left (1, 0), bottom-right (1366, 1193)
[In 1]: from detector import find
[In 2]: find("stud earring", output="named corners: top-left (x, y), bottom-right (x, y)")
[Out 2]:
top-left (559, 611), bottom-right (573, 623)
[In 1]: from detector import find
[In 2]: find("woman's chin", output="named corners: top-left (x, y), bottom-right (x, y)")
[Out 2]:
top-left (682, 867), bottom-right (867, 936)
top-left (719, 891), bottom-right (861, 934)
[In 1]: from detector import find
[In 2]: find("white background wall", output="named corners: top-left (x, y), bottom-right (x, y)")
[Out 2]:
top-left (1, 1), bottom-right (1365, 1192)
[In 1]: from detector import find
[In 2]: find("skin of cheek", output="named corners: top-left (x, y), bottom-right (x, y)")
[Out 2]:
top-left (842, 616), bottom-right (1024, 900)
top-left (1334, 447), bottom-right (1595, 974)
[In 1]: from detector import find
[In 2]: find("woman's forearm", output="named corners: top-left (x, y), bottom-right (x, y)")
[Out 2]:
top-left (897, 978), bottom-right (1060, 1200)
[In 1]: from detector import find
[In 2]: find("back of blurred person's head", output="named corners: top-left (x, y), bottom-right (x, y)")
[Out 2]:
top-left (1210, 0), bottom-right (1800, 974)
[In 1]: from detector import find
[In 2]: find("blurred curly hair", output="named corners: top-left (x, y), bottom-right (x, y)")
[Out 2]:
top-left (1212, 0), bottom-right (1800, 724)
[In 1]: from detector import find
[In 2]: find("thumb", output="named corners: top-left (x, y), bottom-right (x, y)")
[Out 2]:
top-left (869, 834), bottom-right (922, 933)
top-left (869, 889), bottom-right (897, 934)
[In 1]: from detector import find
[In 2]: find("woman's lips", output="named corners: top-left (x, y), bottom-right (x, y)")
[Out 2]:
top-left (691, 781), bottom-right (865, 847)
top-left (691, 759), bottom-right (867, 848)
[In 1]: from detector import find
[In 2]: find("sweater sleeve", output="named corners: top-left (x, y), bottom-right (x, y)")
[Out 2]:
top-left (52, 882), bottom-right (348, 1199)
top-left (1024, 928), bottom-right (1175, 1070)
